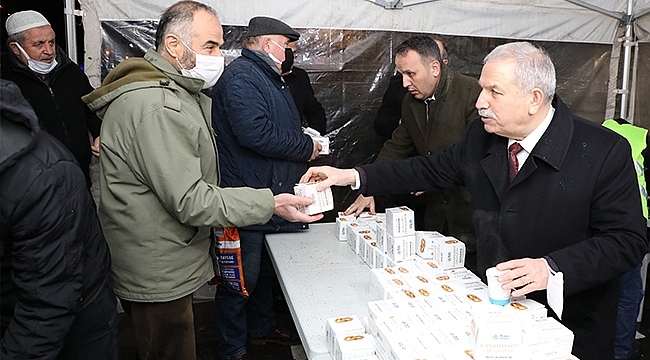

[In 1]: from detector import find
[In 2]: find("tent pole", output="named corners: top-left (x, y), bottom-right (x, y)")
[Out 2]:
top-left (64, 0), bottom-right (78, 64)
top-left (619, 0), bottom-right (634, 120)
top-left (605, 29), bottom-right (623, 121)
top-left (628, 37), bottom-right (639, 124)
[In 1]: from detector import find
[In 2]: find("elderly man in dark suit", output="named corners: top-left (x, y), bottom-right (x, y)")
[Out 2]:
top-left (300, 41), bottom-right (648, 360)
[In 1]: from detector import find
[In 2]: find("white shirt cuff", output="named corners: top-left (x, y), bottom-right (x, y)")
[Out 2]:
top-left (543, 259), bottom-right (565, 319)
top-left (351, 169), bottom-right (361, 190)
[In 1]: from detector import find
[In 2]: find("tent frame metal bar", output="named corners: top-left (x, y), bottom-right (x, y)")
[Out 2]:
top-left (64, 0), bottom-right (84, 64)
top-left (364, 0), bottom-right (439, 10)
top-left (564, 0), bottom-right (623, 20)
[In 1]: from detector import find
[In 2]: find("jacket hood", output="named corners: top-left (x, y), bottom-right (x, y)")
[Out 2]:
top-left (0, 79), bottom-right (40, 171)
top-left (82, 49), bottom-right (205, 117)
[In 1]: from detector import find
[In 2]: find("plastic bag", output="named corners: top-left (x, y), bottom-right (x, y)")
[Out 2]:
top-left (209, 227), bottom-right (249, 296)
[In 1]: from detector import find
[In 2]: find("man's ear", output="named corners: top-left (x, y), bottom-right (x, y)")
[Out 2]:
top-left (261, 36), bottom-right (272, 52)
top-left (9, 42), bottom-right (21, 57)
top-left (430, 60), bottom-right (441, 78)
top-left (165, 34), bottom-right (182, 59)
top-left (528, 88), bottom-right (545, 115)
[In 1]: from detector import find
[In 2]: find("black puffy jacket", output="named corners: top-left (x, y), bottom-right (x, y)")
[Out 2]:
top-left (0, 79), bottom-right (111, 359)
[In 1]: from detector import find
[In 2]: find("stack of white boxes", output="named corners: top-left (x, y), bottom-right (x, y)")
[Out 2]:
top-left (328, 208), bottom-right (576, 360)
top-left (385, 207), bottom-right (416, 263)
top-left (335, 207), bottom-right (420, 269)
top-left (416, 230), bottom-right (466, 270)
top-left (328, 258), bottom-right (577, 360)
top-left (325, 315), bottom-right (378, 360)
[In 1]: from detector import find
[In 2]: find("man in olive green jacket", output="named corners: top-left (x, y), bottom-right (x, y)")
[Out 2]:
top-left (82, 2), bottom-right (321, 359)
top-left (347, 36), bottom-right (481, 270)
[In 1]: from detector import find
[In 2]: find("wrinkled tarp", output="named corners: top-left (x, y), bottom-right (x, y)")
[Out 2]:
top-left (99, 21), bottom-right (627, 220)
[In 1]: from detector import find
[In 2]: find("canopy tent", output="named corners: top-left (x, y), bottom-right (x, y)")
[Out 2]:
top-left (78, 0), bottom-right (650, 43)
top-left (76, 0), bottom-right (650, 218)
top-left (77, 0), bottom-right (650, 120)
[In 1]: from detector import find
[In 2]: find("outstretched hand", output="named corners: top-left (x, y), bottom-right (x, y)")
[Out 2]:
top-left (273, 194), bottom-right (324, 223)
top-left (300, 166), bottom-right (357, 191)
top-left (345, 194), bottom-right (375, 216)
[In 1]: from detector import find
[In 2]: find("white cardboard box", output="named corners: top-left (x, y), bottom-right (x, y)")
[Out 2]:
top-left (472, 309), bottom-right (522, 360)
top-left (336, 213), bottom-right (357, 241)
top-left (415, 230), bottom-right (445, 259)
top-left (293, 182), bottom-right (334, 215)
top-left (431, 236), bottom-right (466, 270)
top-left (303, 127), bottom-right (330, 155)
top-left (334, 333), bottom-right (375, 360)
top-left (385, 206), bottom-right (415, 237)
top-left (326, 315), bottom-right (366, 355)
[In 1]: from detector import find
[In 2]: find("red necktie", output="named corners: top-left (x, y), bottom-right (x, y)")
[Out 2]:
top-left (508, 142), bottom-right (523, 183)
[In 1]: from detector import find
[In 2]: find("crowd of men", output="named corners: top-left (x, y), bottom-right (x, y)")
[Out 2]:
top-left (1, 2), bottom-right (648, 360)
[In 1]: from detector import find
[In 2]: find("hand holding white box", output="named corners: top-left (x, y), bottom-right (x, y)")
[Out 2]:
top-left (303, 127), bottom-right (330, 155)
top-left (293, 182), bottom-right (334, 215)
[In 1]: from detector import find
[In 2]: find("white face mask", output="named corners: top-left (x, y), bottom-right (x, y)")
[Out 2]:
top-left (14, 42), bottom-right (58, 75)
top-left (176, 39), bottom-right (224, 89)
top-left (267, 39), bottom-right (285, 65)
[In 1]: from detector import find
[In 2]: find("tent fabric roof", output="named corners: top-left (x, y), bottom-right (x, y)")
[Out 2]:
top-left (80, 0), bottom-right (650, 44)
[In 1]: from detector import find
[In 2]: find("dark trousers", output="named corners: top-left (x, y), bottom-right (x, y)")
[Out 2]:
top-left (214, 229), bottom-right (276, 359)
top-left (615, 263), bottom-right (644, 359)
top-left (121, 294), bottom-right (196, 360)
top-left (57, 280), bottom-right (119, 360)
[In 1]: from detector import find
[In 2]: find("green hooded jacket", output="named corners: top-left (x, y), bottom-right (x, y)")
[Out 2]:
top-left (83, 49), bottom-right (274, 301)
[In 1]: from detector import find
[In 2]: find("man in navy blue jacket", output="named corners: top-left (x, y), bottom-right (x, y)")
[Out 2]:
top-left (211, 16), bottom-right (322, 360)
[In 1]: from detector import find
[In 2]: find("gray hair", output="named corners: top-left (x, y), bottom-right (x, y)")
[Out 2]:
top-left (155, 0), bottom-right (218, 53)
top-left (484, 42), bottom-right (556, 103)
top-left (7, 31), bottom-right (29, 47)
top-left (243, 35), bottom-right (265, 50)
top-left (7, 26), bottom-right (55, 48)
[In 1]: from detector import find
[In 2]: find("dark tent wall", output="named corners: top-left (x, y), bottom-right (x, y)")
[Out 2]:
top-left (101, 21), bottom-right (611, 220)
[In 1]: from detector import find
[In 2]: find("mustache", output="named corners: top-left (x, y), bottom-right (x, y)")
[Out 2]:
top-left (478, 108), bottom-right (496, 118)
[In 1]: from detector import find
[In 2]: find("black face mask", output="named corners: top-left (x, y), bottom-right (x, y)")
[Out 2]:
top-left (281, 48), bottom-right (294, 74)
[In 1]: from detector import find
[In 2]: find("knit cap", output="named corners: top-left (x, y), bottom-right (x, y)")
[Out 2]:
top-left (6, 10), bottom-right (50, 36)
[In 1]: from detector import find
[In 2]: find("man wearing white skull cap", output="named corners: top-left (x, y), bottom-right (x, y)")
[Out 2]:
top-left (2, 10), bottom-right (102, 187)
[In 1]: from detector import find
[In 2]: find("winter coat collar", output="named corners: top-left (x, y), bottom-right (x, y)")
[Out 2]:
top-left (82, 49), bottom-right (205, 115)
top-left (241, 48), bottom-right (283, 81)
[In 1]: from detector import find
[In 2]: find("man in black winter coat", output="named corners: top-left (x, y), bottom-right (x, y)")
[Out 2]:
top-left (301, 42), bottom-right (648, 360)
top-left (0, 79), bottom-right (117, 359)
top-left (281, 41), bottom-right (327, 135)
top-left (2, 10), bottom-right (102, 187)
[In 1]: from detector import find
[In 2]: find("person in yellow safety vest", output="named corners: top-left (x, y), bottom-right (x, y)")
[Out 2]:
top-left (603, 118), bottom-right (649, 360)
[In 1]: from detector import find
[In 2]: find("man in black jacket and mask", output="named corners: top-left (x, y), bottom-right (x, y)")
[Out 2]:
top-left (281, 40), bottom-right (327, 135)
top-left (2, 10), bottom-right (102, 187)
